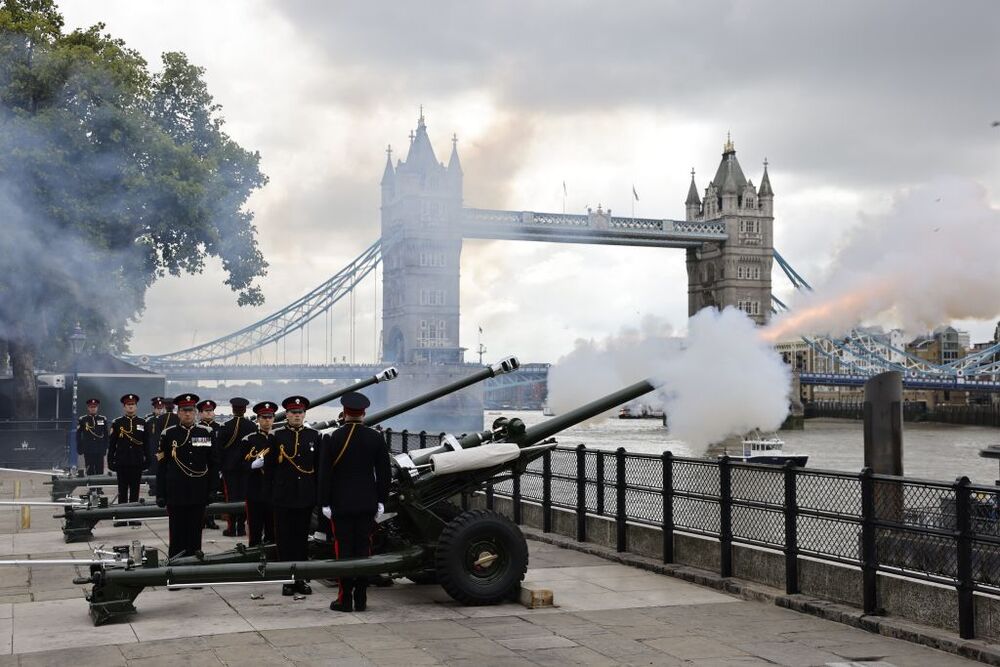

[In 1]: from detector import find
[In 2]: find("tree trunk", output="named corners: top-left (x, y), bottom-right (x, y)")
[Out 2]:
top-left (9, 332), bottom-right (37, 420)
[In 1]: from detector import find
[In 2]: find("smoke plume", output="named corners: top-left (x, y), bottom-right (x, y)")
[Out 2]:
top-left (765, 178), bottom-right (1000, 341)
top-left (548, 308), bottom-right (791, 449)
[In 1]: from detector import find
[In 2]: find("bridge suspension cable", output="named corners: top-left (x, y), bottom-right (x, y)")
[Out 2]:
top-left (131, 241), bottom-right (382, 366)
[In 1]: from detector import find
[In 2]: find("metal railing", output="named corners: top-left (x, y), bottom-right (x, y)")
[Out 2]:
top-left (382, 428), bottom-right (1000, 640)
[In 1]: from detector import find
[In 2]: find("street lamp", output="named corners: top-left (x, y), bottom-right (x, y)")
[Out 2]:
top-left (68, 323), bottom-right (86, 473)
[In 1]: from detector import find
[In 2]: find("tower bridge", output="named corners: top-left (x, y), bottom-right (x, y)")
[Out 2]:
top-left (129, 114), bottom-right (1000, 430)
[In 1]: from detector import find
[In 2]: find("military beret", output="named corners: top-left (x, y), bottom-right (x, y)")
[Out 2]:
top-left (174, 394), bottom-right (199, 409)
top-left (229, 397), bottom-right (250, 408)
top-left (282, 395), bottom-right (310, 410)
top-left (120, 394), bottom-right (139, 405)
top-left (253, 401), bottom-right (278, 416)
top-left (341, 392), bottom-right (370, 412)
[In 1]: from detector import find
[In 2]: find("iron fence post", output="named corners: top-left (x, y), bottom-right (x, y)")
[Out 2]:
top-left (542, 449), bottom-right (552, 533)
top-left (485, 478), bottom-right (495, 510)
top-left (596, 451), bottom-right (606, 515)
top-left (512, 467), bottom-right (522, 525)
top-left (719, 455), bottom-right (733, 577)
top-left (576, 444), bottom-right (587, 542)
top-left (955, 476), bottom-right (976, 639)
top-left (783, 461), bottom-right (799, 594)
top-left (400, 429), bottom-right (408, 453)
top-left (419, 430), bottom-right (427, 448)
top-left (615, 447), bottom-right (627, 552)
top-left (662, 451), bottom-right (674, 564)
top-left (384, 427), bottom-right (393, 451)
top-left (860, 467), bottom-right (878, 614)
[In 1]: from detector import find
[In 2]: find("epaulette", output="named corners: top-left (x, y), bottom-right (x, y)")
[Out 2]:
top-left (194, 423), bottom-right (214, 434)
top-left (161, 424), bottom-right (180, 436)
top-left (272, 426), bottom-right (287, 434)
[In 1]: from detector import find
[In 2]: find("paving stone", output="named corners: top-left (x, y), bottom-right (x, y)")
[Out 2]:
top-left (644, 635), bottom-right (750, 660)
top-left (277, 640), bottom-right (361, 662)
top-left (731, 640), bottom-right (845, 666)
top-left (18, 644), bottom-right (127, 666)
top-left (290, 657), bottom-right (372, 667)
top-left (497, 635), bottom-right (577, 650)
top-left (262, 627), bottom-right (338, 647)
top-left (417, 637), bottom-right (518, 661)
top-left (456, 616), bottom-right (555, 638)
top-left (516, 646), bottom-right (621, 666)
top-left (128, 652), bottom-right (224, 667)
top-left (358, 647), bottom-right (439, 665)
top-left (214, 643), bottom-right (292, 665)
top-left (392, 619), bottom-right (480, 640)
top-left (340, 632), bottom-right (415, 651)
top-left (573, 632), bottom-right (665, 660)
top-left (120, 636), bottom-right (210, 659)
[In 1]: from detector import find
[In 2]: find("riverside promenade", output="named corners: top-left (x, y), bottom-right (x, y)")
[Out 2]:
top-left (0, 471), bottom-right (989, 666)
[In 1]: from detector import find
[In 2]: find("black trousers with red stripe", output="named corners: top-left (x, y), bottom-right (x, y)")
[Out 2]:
top-left (329, 514), bottom-right (374, 601)
top-left (167, 504), bottom-right (205, 558)
top-left (222, 472), bottom-right (247, 532)
top-left (245, 500), bottom-right (274, 547)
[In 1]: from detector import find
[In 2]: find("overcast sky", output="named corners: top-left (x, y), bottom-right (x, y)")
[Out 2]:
top-left (60, 1), bottom-right (1000, 365)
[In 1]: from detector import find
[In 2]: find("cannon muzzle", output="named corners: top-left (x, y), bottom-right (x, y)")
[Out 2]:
top-left (308, 356), bottom-right (520, 431)
top-left (273, 366), bottom-right (399, 423)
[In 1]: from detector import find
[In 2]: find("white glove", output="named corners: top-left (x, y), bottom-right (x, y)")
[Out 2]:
top-left (251, 456), bottom-right (264, 470)
top-left (376, 502), bottom-right (385, 518)
top-left (322, 506), bottom-right (332, 520)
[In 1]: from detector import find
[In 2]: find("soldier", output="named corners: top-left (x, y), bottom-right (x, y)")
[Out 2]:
top-left (147, 397), bottom-right (177, 496)
top-left (155, 394), bottom-right (219, 560)
top-left (319, 392), bottom-right (391, 612)
top-left (77, 398), bottom-right (109, 475)
top-left (244, 401), bottom-right (277, 547)
top-left (197, 399), bottom-right (222, 530)
top-left (265, 395), bottom-right (319, 596)
top-left (217, 397), bottom-right (256, 537)
top-left (108, 394), bottom-right (149, 526)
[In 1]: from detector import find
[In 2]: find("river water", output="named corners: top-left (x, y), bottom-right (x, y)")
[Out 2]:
top-left (302, 406), bottom-right (1000, 485)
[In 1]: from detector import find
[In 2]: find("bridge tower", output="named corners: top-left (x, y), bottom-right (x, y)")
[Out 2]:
top-left (685, 135), bottom-right (773, 324)
top-left (380, 111), bottom-right (464, 363)
top-left (379, 112), bottom-right (483, 432)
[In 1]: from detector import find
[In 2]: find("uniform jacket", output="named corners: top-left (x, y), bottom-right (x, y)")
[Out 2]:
top-left (318, 422), bottom-right (391, 518)
top-left (242, 429), bottom-right (274, 502)
top-left (155, 423), bottom-right (220, 506)
top-left (264, 425), bottom-right (320, 508)
top-left (108, 415), bottom-right (149, 469)
top-left (218, 416), bottom-right (258, 473)
top-left (76, 414), bottom-right (109, 457)
top-left (146, 412), bottom-right (178, 473)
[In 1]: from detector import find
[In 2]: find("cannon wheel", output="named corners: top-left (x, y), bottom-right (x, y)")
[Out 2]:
top-left (435, 509), bottom-right (528, 605)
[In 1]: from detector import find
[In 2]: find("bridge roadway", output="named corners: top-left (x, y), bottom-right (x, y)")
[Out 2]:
top-left (153, 361), bottom-right (551, 386)
top-left (800, 371), bottom-right (1000, 392)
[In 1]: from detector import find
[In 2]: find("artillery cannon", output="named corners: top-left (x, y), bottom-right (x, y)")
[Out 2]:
top-left (78, 377), bottom-right (655, 625)
top-left (54, 358), bottom-right (520, 543)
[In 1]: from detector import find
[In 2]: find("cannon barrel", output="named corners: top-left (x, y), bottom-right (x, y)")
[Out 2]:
top-left (45, 474), bottom-right (155, 502)
top-left (273, 366), bottom-right (398, 424)
top-left (308, 356), bottom-right (520, 431)
top-left (515, 379), bottom-right (656, 447)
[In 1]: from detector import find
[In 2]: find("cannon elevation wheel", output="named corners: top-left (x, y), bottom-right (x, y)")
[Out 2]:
top-left (434, 509), bottom-right (528, 605)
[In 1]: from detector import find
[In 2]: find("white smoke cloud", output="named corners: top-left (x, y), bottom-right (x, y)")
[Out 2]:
top-left (547, 308), bottom-right (791, 449)
top-left (766, 178), bottom-right (1000, 341)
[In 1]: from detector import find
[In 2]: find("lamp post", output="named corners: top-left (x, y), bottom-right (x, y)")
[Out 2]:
top-left (68, 323), bottom-right (86, 473)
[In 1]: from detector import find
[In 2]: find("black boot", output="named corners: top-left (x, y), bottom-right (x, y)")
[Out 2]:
top-left (353, 585), bottom-right (367, 612)
top-left (329, 579), bottom-right (353, 612)
top-left (282, 583), bottom-right (295, 597)
top-left (295, 579), bottom-right (312, 595)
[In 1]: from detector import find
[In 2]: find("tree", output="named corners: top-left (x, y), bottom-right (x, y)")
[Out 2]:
top-left (0, 0), bottom-right (268, 417)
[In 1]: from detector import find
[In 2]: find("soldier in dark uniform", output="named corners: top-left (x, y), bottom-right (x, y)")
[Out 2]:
top-left (108, 394), bottom-right (149, 525)
top-left (244, 401), bottom-right (277, 547)
top-left (319, 391), bottom-right (391, 612)
top-left (197, 400), bottom-right (222, 530)
top-left (155, 394), bottom-right (219, 559)
top-left (77, 398), bottom-right (109, 475)
top-left (265, 395), bottom-right (320, 596)
top-left (218, 397), bottom-right (256, 537)
top-left (147, 398), bottom-right (176, 496)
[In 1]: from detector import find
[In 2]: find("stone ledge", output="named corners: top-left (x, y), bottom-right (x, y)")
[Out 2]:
top-left (522, 526), bottom-right (1000, 666)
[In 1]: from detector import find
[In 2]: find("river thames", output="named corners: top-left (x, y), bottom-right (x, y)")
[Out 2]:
top-left (486, 411), bottom-right (1000, 485)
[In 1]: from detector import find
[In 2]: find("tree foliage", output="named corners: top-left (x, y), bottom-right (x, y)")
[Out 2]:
top-left (0, 0), bottom-right (268, 416)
